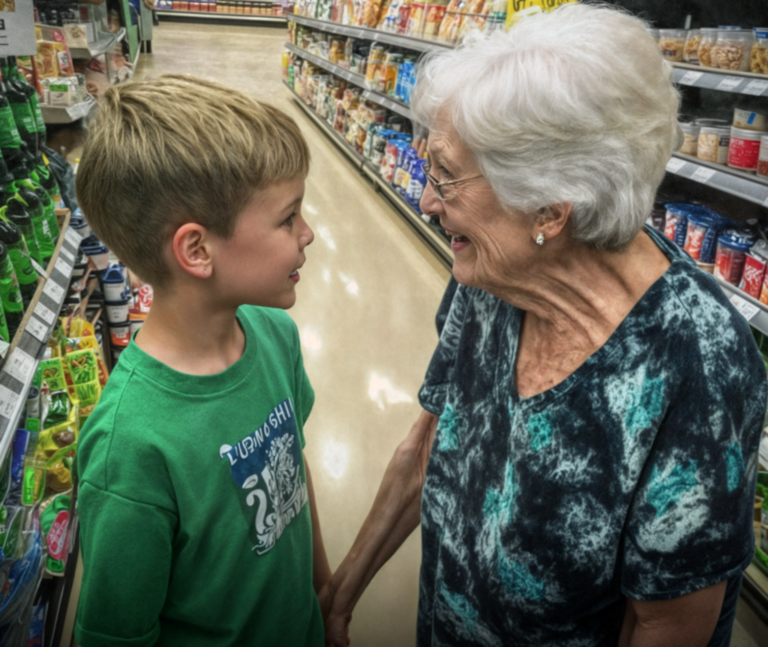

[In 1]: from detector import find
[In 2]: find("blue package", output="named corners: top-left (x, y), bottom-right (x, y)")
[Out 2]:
top-left (11, 429), bottom-right (29, 488)
top-left (26, 602), bottom-right (46, 646)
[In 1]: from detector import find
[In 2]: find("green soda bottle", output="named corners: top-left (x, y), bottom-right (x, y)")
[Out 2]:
top-left (16, 145), bottom-right (59, 241)
top-left (0, 218), bottom-right (37, 308)
top-left (0, 76), bottom-right (21, 163)
top-left (14, 187), bottom-right (52, 265)
top-left (4, 197), bottom-right (43, 267)
top-left (0, 240), bottom-right (25, 338)
top-left (8, 58), bottom-right (46, 153)
top-left (0, 59), bottom-right (37, 157)
top-left (0, 293), bottom-right (10, 344)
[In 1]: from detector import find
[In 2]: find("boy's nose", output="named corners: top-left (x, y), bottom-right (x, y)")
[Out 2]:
top-left (301, 220), bottom-right (315, 248)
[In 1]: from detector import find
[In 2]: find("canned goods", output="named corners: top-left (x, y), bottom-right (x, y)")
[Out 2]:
top-left (739, 253), bottom-right (767, 298)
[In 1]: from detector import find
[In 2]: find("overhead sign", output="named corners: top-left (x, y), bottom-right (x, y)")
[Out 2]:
top-left (0, 0), bottom-right (36, 56)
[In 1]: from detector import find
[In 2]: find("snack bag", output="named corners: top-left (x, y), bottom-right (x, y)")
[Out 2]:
top-left (65, 349), bottom-right (102, 407)
top-left (39, 492), bottom-right (72, 576)
top-left (45, 443), bottom-right (76, 493)
top-left (38, 358), bottom-right (67, 393)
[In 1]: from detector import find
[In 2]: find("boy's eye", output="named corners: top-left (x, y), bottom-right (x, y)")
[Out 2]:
top-left (283, 212), bottom-right (296, 227)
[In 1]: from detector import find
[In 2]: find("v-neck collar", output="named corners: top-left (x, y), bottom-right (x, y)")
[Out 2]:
top-left (508, 226), bottom-right (684, 408)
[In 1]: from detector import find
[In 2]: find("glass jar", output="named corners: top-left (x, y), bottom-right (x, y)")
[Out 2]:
top-left (713, 29), bottom-right (754, 71)
top-left (659, 29), bottom-right (687, 62)
top-left (751, 28), bottom-right (768, 74)
top-left (697, 28), bottom-right (718, 67)
top-left (684, 29), bottom-right (701, 63)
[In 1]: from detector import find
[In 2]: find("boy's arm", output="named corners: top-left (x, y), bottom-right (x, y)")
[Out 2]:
top-left (304, 455), bottom-right (331, 594)
top-left (76, 481), bottom-right (176, 647)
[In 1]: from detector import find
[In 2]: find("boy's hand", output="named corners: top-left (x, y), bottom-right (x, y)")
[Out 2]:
top-left (319, 580), bottom-right (351, 647)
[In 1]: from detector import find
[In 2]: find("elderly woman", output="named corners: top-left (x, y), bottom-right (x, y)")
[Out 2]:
top-left (321, 4), bottom-right (767, 646)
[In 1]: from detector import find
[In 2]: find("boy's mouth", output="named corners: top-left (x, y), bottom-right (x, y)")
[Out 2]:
top-left (289, 269), bottom-right (300, 283)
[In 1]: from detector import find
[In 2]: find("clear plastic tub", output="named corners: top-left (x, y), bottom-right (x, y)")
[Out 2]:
top-left (659, 29), bottom-right (687, 62)
top-left (713, 29), bottom-right (754, 71)
top-left (734, 107), bottom-right (768, 131)
top-left (751, 28), bottom-right (768, 74)
top-left (684, 29), bottom-right (701, 63)
top-left (698, 28), bottom-right (718, 67)
top-left (679, 122), bottom-right (700, 155)
top-left (697, 126), bottom-right (730, 164)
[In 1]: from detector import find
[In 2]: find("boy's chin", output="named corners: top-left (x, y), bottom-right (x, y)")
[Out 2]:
top-left (241, 290), bottom-right (297, 310)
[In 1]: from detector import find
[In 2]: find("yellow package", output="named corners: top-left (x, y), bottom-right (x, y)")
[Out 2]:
top-left (45, 443), bottom-right (76, 493)
top-left (505, 0), bottom-right (576, 30)
top-left (39, 358), bottom-right (67, 392)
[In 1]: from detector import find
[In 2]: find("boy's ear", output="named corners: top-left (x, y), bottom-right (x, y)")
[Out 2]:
top-left (172, 223), bottom-right (213, 280)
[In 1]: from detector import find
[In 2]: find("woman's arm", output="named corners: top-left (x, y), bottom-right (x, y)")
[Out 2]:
top-left (319, 410), bottom-right (439, 647)
top-left (618, 581), bottom-right (727, 647)
top-left (305, 456), bottom-right (332, 595)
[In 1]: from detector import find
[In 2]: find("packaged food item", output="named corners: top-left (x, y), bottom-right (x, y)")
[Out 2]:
top-left (658, 29), bottom-right (686, 62)
top-left (697, 28), bottom-right (718, 67)
top-left (715, 230), bottom-right (755, 285)
top-left (713, 29), bottom-right (753, 71)
top-left (664, 203), bottom-right (689, 245)
top-left (697, 126), bottom-right (730, 164)
top-left (750, 28), bottom-right (768, 74)
top-left (0, 241), bottom-right (23, 338)
top-left (758, 135), bottom-right (768, 178)
top-left (39, 492), bottom-right (72, 575)
top-left (734, 108), bottom-right (767, 132)
top-left (684, 211), bottom-right (717, 261)
top-left (739, 247), bottom-right (768, 299)
top-left (679, 122), bottom-right (700, 155)
top-left (729, 126), bottom-right (763, 173)
top-left (684, 29), bottom-right (701, 63)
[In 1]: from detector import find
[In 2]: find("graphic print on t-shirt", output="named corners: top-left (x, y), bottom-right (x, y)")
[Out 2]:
top-left (220, 398), bottom-right (308, 556)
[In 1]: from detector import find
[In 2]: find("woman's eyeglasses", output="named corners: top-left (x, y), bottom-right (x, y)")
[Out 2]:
top-left (423, 162), bottom-right (483, 201)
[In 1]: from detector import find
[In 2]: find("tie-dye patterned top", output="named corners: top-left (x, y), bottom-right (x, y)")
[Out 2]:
top-left (417, 226), bottom-right (767, 647)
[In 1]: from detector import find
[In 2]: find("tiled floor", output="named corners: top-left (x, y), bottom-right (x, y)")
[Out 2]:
top-left (63, 18), bottom-right (768, 647)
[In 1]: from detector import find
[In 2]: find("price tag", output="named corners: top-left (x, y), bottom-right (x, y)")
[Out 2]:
top-left (729, 294), bottom-right (761, 321)
top-left (716, 76), bottom-right (744, 92)
top-left (29, 258), bottom-right (47, 278)
top-left (26, 317), bottom-right (48, 343)
top-left (65, 228), bottom-right (81, 246)
top-left (54, 257), bottom-right (71, 277)
top-left (666, 157), bottom-right (687, 173)
top-left (0, 384), bottom-right (19, 420)
top-left (691, 166), bottom-right (717, 183)
top-left (678, 70), bottom-right (703, 86)
top-left (59, 247), bottom-right (74, 263)
top-left (4, 349), bottom-right (35, 384)
top-left (43, 280), bottom-right (65, 303)
top-left (742, 79), bottom-right (768, 96)
top-left (33, 302), bottom-right (56, 325)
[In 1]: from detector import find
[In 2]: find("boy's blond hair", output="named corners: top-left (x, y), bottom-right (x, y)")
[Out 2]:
top-left (76, 75), bottom-right (310, 286)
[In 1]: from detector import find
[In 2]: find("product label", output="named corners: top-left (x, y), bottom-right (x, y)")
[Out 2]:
top-left (0, 106), bottom-right (21, 149)
top-left (8, 248), bottom-right (37, 285)
top-left (728, 137), bottom-right (761, 170)
top-left (47, 510), bottom-right (70, 560)
top-left (26, 317), bottom-right (47, 343)
top-left (9, 103), bottom-right (34, 136)
top-left (739, 254), bottom-right (767, 299)
top-left (691, 167), bottom-right (716, 183)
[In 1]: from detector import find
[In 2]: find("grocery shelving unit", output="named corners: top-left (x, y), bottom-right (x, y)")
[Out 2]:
top-left (0, 215), bottom-right (78, 468)
top-left (672, 63), bottom-right (768, 96)
top-left (41, 95), bottom-right (97, 125)
top-left (285, 80), bottom-right (452, 266)
top-left (157, 10), bottom-right (285, 23)
top-left (68, 28), bottom-right (126, 60)
top-left (287, 13), bottom-right (452, 52)
top-left (666, 154), bottom-right (768, 206)
top-left (285, 43), bottom-right (414, 119)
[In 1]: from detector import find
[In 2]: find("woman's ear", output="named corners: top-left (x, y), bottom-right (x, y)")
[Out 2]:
top-left (172, 223), bottom-right (213, 279)
top-left (534, 203), bottom-right (573, 242)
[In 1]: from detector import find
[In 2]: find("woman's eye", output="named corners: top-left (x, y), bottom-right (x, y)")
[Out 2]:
top-left (439, 166), bottom-right (452, 180)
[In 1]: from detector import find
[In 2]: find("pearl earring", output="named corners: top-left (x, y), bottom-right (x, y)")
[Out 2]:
top-left (536, 233), bottom-right (545, 246)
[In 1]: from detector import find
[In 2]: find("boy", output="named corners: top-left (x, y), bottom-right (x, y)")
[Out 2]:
top-left (74, 75), bottom-right (328, 646)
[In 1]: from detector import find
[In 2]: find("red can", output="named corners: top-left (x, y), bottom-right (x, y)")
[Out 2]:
top-left (714, 234), bottom-right (753, 285)
top-left (739, 253), bottom-right (767, 298)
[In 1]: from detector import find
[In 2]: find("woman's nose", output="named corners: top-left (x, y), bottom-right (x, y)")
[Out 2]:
top-left (420, 181), bottom-right (444, 217)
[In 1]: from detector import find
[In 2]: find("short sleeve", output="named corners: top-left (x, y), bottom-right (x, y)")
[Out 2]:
top-left (621, 355), bottom-right (767, 601)
top-left (292, 328), bottom-right (314, 449)
top-left (418, 279), bottom-right (468, 415)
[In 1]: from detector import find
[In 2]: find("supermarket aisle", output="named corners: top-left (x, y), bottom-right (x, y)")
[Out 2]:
top-left (138, 20), bottom-right (450, 647)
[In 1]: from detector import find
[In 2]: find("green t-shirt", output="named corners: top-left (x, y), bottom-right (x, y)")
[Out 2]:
top-left (75, 306), bottom-right (322, 647)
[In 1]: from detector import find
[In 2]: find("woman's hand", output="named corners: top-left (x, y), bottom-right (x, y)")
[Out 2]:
top-left (321, 410), bottom-right (439, 647)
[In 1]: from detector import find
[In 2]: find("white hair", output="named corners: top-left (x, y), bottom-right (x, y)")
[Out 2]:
top-left (411, 3), bottom-right (682, 250)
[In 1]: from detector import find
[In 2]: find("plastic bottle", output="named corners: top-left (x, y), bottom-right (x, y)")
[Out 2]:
top-left (7, 58), bottom-right (46, 152)
top-left (406, 158), bottom-right (427, 212)
top-left (0, 58), bottom-right (37, 157)
top-left (0, 74), bottom-right (22, 162)
top-left (0, 240), bottom-right (25, 338)
top-left (15, 187), bottom-right (53, 264)
top-left (0, 218), bottom-right (37, 308)
top-left (5, 197), bottom-right (44, 267)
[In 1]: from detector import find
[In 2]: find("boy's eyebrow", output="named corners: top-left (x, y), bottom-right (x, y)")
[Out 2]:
top-left (281, 194), bottom-right (304, 211)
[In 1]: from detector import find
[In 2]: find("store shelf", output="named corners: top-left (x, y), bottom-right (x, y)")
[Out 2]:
top-left (156, 10), bottom-right (285, 22)
top-left (285, 80), bottom-right (451, 268)
top-left (69, 28), bottom-right (126, 59)
top-left (40, 95), bottom-right (96, 125)
top-left (665, 154), bottom-right (768, 207)
top-left (0, 215), bottom-right (78, 471)
top-left (285, 42), bottom-right (414, 120)
top-left (714, 275), bottom-right (768, 335)
top-left (287, 13), bottom-right (452, 53)
top-left (672, 63), bottom-right (768, 97)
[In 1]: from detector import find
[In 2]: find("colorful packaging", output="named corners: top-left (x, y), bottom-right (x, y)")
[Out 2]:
top-left (739, 253), bottom-right (767, 299)
top-left (664, 203), bottom-right (691, 247)
top-left (729, 126), bottom-right (763, 173)
top-left (715, 230), bottom-right (755, 285)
